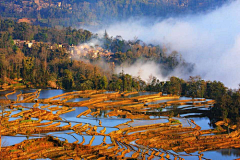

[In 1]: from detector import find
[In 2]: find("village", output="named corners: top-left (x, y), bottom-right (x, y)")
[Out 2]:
top-left (13, 39), bottom-right (114, 60)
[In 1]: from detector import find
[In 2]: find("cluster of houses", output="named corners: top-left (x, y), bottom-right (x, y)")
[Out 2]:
top-left (69, 44), bottom-right (114, 60)
top-left (13, 39), bottom-right (37, 49)
top-left (13, 39), bottom-right (114, 60)
top-left (33, 0), bottom-right (66, 10)
top-left (12, 0), bottom-right (67, 16)
top-left (13, 39), bottom-right (68, 49)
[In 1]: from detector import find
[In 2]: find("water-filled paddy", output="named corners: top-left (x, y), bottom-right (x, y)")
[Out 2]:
top-left (1, 89), bottom-right (239, 159)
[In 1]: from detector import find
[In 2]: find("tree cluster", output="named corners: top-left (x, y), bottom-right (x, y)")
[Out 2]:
top-left (146, 75), bottom-right (240, 124)
top-left (1, 18), bottom-right (239, 125)
top-left (0, 0), bottom-right (228, 27)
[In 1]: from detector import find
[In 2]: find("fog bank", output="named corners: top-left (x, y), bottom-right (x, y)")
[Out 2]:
top-left (97, 0), bottom-right (240, 88)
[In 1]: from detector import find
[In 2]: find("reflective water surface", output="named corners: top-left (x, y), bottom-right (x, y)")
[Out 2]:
top-left (1, 89), bottom-right (239, 159)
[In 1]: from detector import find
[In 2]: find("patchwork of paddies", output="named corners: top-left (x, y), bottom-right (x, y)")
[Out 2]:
top-left (0, 90), bottom-right (239, 160)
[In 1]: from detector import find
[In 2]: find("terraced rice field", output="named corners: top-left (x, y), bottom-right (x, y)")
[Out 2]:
top-left (0, 90), bottom-right (240, 160)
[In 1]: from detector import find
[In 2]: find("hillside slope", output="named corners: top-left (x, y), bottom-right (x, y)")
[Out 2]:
top-left (0, 0), bottom-right (229, 27)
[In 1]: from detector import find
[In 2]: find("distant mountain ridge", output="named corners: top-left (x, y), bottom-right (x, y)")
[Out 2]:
top-left (0, 0), bottom-right (230, 27)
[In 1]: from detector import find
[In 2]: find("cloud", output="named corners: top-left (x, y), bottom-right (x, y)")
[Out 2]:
top-left (115, 61), bottom-right (167, 82)
top-left (97, 0), bottom-right (240, 88)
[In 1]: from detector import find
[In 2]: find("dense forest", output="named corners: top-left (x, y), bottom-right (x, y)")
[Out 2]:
top-left (0, 0), bottom-right (229, 27)
top-left (0, 19), bottom-right (192, 90)
top-left (0, 18), bottom-right (240, 126)
top-left (146, 76), bottom-right (240, 125)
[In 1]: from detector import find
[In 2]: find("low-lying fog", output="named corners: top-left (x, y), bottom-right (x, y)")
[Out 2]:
top-left (96, 0), bottom-right (240, 89)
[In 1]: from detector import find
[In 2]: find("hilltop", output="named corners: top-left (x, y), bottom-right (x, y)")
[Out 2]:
top-left (0, 0), bottom-right (229, 27)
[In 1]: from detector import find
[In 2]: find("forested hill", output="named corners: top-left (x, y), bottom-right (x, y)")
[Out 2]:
top-left (0, 0), bottom-right (229, 27)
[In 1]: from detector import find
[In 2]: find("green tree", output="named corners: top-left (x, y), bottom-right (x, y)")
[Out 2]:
top-left (62, 69), bottom-right (74, 89)
top-left (99, 76), bottom-right (108, 90)
top-left (168, 76), bottom-right (182, 95)
top-left (188, 76), bottom-right (201, 99)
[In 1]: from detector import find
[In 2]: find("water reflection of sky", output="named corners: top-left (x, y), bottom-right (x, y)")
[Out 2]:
top-left (104, 91), bottom-right (116, 94)
top-left (66, 98), bottom-right (90, 102)
top-left (1, 89), bottom-right (238, 159)
top-left (47, 133), bottom-right (113, 146)
top-left (14, 103), bottom-right (42, 108)
top-left (127, 92), bottom-right (157, 98)
top-left (182, 149), bottom-right (240, 160)
top-left (191, 117), bottom-right (214, 130)
top-left (2, 135), bottom-right (41, 147)
top-left (60, 107), bottom-right (89, 118)
top-left (0, 89), bottom-right (37, 101)
top-left (128, 119), bottom-right (168, 127)
top-left (38, 89), bottom-right (66, 99)
top-left (60, 115), bottom-right (130, 128)
top-left (2, 136), bottom-right (27, 146)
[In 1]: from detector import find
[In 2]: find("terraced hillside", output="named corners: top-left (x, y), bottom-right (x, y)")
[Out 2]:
top-left (1, 90), bottom-right (240, 159)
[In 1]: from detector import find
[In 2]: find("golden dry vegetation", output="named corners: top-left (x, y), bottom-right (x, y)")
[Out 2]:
top-left (0, 90), bottom-right (239, 160)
